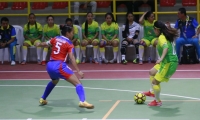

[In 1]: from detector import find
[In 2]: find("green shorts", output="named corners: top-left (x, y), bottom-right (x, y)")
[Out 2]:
top-left (154, 62), bottom-right (178, 82)
top-left (142, 38), bottom-right (157, 47)
top-left (24, 39), bottom-right (41, 46)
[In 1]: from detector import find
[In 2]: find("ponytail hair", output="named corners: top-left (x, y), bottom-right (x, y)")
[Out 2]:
top-left (85, 12), bottom-right (93, 37)
top-left (154, 21), bottom-right (178, 42)
top-left (27, 13), bottom-right (37, 34)
top-left (124, 12), bottom-right (134, 35)
top-left (60, 25), bottom-right (73, 36)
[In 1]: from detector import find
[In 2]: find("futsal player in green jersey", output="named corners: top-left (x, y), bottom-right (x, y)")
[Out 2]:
top-left (65, 18), bottom-right (81, 64)
top-left (81, 12), bottom-right (99, 64)
top-left (42, 15), bottom-right (60, 65)
top-left (21, 13), bottom-right (43, 65)
top-left (139, 11), bottom-right (158, 64)
top-left (143, 21), bottom-right (178, 106)
top-left (100, 12), bottom-right (119, 63)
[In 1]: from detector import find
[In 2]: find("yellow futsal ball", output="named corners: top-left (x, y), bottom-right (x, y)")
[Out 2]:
top-left (134, 93), bottom-right (146, 104)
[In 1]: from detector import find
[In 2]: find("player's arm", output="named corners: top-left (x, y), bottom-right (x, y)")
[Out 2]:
top-left (6, 27), bottom-right (16, 44)
top-left (91, 31), bottom-right (99, 41)
top-left (156, 40), bottom-right (168, 64)
top-left (35, 40), bottom-right (51, 47)
top-left (159, 47), bottom-right (168, 62)
top-left (68, 52), bottom-right (84, 78)
top-left (139, 11), bottom-right (147, 25)
top-left (196, 25), bottom-right (200, 37)
top-left (111, 24), bottom-right (119, 41)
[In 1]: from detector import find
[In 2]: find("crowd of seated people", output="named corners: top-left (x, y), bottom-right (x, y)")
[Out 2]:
top-left (0, 1), bottom-right (200, 66)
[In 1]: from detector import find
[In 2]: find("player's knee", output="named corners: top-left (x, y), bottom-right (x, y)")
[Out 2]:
top-left (75, 41), bottom-right (80, 46)
top-left (52, 80), bottom-right (59, 85)
top-left (149, 69), bottom-right (157, 76)
top-left (81, 42), bottom-right (86, 46)
top-left (100, 40), bottom-right (106, 47)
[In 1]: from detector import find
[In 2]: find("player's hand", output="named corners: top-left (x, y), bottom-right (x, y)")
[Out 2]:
top-left (35, 42), bottom-right (40, 47)
top-left (127, 38), bottom-right (133, 42)
top-left (1, 43), bottom-right (6, 47)
top-left (156, 59), bottom-right (162, 64)
top-left (31, 39), bottom-right (35, 44)
top-left (166, 21), bottom-right (171, 28)
top-left (78, 71), bottom-right (84, 79)
top-left (192, 35), bottom-right (198, 38)
top-left (88, 39), bottom-right (92, 44)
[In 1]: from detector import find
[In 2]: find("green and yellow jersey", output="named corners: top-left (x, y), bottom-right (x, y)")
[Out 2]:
top-left (157, 34), bottom-right (178, 63)
top-left (43, 24), bottom-right (60, 40)
top-left (101, 21), bottom-right (119, 40)
top-left (82, 20), bottom-right (99, 39)
top-left (23, 22), bottom-right (42, 40)
top-left (143, 20), bottom-right (157, 41)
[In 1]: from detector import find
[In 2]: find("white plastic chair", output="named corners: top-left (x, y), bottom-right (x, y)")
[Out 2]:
top-left (1, 25), bottom-right (23, 64)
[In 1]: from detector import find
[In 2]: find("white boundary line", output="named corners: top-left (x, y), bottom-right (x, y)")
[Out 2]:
top-left (0, 118), bottom-right (150, 120)
top-left (0, 78), bottom-right (200, 80)
top-left (0, 69), bottom-right (200, 72)
top-left (0, 84), bottom-right (199, 100)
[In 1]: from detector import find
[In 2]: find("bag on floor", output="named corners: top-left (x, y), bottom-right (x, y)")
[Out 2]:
top-left (181, 45), bottom-right (199, 64)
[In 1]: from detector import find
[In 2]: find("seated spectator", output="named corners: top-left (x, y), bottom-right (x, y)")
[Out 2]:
top-left (81, 12), bottom-right (99, 64)
top-left (100, 12), bottom-right (119, 64)
top-left (42, 15), bottom-right (60, 65)
top-left (73, 1), bottom-right (97, 25)
top-left (167, 8), bottom-right (200, 63)
top-left (138, 11), bottom-right (157, 65)
top-left (0, 17), bottom-right (17, 65)
top-left (121, 12), bottom-right (140, 64)
top-left (21, 13), bottom-right (43, 65)
top-left (65, 18), bottom-right (81, 64)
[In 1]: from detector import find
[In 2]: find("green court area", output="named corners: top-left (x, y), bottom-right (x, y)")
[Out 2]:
top-left (0, 79), bottom-right (200, 120)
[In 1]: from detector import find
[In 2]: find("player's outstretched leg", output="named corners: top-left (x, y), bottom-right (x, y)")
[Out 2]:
top-left (143, 67), bottom-right (158, 97)
top-left (143, 75), bottom-right (155, 97)
top-left (39, 80), bottom-right (59, 105)
top-left (148, 79), bottom-right (162, 106)
top-left (67, 74), bottom-right (94, 109)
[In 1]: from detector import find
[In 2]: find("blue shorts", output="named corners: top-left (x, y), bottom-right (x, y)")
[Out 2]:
top-left (46, 61), bottom-right (74, 80)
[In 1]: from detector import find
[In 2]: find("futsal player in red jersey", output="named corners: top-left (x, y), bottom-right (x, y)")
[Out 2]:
top-left (36, 25), bottom-right (94, 109)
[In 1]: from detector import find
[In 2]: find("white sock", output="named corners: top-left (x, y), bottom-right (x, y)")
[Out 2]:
top-left (37, 47), bottom-right (41, 60)
top-left (100, 52), bottom-right (105, 59)
top-left (93, 46), bottom-right (98, 59)
top-left (42, 48), bottom-right (48, 61)
top-left (22, 46), bottom-right (27, 61)
top-left (122, 55), bottom-right (125, 60)
top-left (75, 46), bottom-right (80, 60)
top-left (136, 54), bottom-right (139, 58)
top-left (139, 45), bottom-right (144, 61)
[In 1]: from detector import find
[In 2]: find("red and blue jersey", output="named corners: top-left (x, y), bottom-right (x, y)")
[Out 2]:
top-left (46, 36), bottom-right (74, 61)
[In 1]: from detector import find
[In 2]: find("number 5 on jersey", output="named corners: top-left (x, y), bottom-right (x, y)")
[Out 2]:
top-left (54, 42), bottom-right (62, 54)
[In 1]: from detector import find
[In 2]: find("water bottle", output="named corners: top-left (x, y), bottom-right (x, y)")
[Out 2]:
top-left (99, 57), bottom-right (102, 65)
top-left (148, 56), bottom-right (151, 63)
top-left (89, 56), bottom-right (92, 63)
